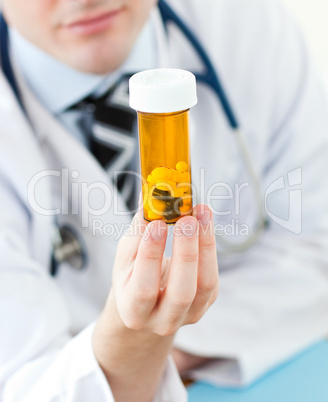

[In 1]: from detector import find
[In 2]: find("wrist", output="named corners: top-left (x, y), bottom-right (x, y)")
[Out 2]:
top-left (92, 289), bottom-right (175, 401)
top-left (92, 289), bottom-right (174, 371)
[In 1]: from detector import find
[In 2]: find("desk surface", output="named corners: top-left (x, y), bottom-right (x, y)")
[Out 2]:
top-left (187, 341), bottom-right (328, 402)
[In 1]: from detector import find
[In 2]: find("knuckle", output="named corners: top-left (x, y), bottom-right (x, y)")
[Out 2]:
top-left (121, 315), bottom-right (144, 331)
top-left (179, 252), bottom-right (198, 264)
top-left (200, 237), bottom-right (216, 251)
top-left (209, 283), bottom-right (220, 305)
top-left (140, 248), bottom-right (163, 262)
top-left (171, 293), bottom-right (195, 309)
top-left (154, 325), bottom-right (179, 337)
top-left (187, 312), bottom-right (203, 325)
top-left (198, 276), bottom-right (219, 294)
top-left (186, 304), bottom-right (209, 325)
top-left (215, 280), bottom-right (220, 295)
top-left (133, 287), bottom-right (158, 304)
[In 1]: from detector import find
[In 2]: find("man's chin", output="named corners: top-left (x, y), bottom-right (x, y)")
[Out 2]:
top-left (69, 40), bottom-right (133, 74)
top-left (61, 52), bottom-right (127, 75)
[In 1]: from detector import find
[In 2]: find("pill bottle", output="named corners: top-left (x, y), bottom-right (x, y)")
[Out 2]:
top-left (129, 68), bottom-right (197, 224)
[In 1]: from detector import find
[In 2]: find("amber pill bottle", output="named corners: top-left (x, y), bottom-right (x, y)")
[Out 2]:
top-left (129, 69), bottom-right (198, 224)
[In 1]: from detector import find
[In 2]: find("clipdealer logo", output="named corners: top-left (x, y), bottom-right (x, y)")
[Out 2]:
top-left (264, 167), bottom-right (302, 234)
top-left (26, 167), bottom-right (303, 235)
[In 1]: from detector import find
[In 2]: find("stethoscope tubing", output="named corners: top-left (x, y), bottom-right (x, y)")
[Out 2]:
top-left (0, 14), bottom-right (26, 113)
top-left (158, 0), bottom-right (239, 130)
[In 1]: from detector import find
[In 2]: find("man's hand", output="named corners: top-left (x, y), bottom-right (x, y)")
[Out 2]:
top-left (93, 204), bottom-right (219, 401)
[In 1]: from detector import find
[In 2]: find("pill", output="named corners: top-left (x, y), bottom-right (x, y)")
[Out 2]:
top-left (175, 186), bottom-right (190, 197)
top-left (180, 172), bottom-right (190, 183)
top-left (147, 210), bottom-right (163, 220)
top-left (152, 167), bottom-right (170, 180)
top-left (169, 169), bottom-right (181, 182)
top-left (164, 209), bottom-right (181, 221)
top-left (153, 188), bottom-right (171, 198)
top-left (147, 174), bottom-right (155, 183)
top-left (176, 161), bottom-right (188, 173)
top-left (183, 197), bottom-right (192, 206)
top-left (150, 198), bottom-right (167, 213)
top-left (156, 180), bottom-right (176, 192)
top-left (180, 204), bottom-right (192, 213)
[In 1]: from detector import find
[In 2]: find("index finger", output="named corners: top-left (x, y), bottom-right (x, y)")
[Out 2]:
top-left (116, 195), bottom-right (148, 266)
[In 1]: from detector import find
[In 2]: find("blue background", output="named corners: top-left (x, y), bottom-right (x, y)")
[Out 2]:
top-left (188, 341), bottom-right (328, 402)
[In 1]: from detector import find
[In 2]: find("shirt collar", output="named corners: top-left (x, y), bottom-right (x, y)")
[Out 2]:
top-left (9, 11), bottom-right (158, 114)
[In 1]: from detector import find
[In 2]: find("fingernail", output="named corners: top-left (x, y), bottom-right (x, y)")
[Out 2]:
top-left (180, 219), bottom-right (198, 236)
top-left (196, 209), bottom-right (211, 226)
top-left (149, 221), bottom-right (167, 241)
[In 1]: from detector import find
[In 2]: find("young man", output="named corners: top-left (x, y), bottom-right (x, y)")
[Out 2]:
top-left (1, 0), bottom-right (328, 401)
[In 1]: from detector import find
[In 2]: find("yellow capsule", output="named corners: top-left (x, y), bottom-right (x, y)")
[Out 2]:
top-left (183, 197), bottom-right (192, 206)
top-left (174, 187), bottom-right (187, 198)
top-left (169, 169), bottom-right (180, 183)
top-left (152, 167), bottom-right (170, 180)
top-left (180, 204), bottom-right (192, 213)
top-left (176, 161), bottom-right (188, 173)
top-left (176, 171), bottom-right (191, 183)
top-left (174, 188), bottom-right (184, 198)
top-left (147, 210), bottom-right (163, 220)
top-left (175, 186), bottom-right (190, 197)
top-left (180, 172), bottom-right (190, 183)
top-left (149, 198), bottom-right (166, 213)
top-left (157, 180), bottom-right (176, 192)
top-left (147, 174), bottom-right (155, 183)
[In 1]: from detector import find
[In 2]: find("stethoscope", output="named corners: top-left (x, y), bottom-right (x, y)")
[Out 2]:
top-left (0, 0), bottom-right (268, 275)
top-left (158, 0), bottom-right (269, 253)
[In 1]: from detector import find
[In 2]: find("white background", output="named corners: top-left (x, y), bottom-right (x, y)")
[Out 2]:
top-left (281, 0), bottom-right (328, 86)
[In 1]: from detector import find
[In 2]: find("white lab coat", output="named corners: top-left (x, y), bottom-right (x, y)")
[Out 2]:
top-left (1, 0), bottom-right (328, 400)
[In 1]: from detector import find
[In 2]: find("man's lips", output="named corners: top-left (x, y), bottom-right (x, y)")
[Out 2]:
top-left (64, 8), bottom-right (123, 35)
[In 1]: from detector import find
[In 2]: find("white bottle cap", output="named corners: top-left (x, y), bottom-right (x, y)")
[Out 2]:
top-left (129, 68), bottom-right (198, 113)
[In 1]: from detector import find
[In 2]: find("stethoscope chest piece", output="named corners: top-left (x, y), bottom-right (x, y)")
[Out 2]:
top-left (52, 225), bottom-right (88, 274)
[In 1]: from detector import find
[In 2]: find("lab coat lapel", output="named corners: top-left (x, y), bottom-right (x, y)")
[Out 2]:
top-left (11, 69), bottom-right (132, 331)
top-left (15, 67), bottom-right (131, 225)
top-left (0, 71), bottom-right (53, 268)
top-left (0, 72), bottom-right (50, 203)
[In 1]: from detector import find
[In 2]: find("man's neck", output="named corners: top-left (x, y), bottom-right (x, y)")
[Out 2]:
top-left (9, 17), bottom-right (157, 115)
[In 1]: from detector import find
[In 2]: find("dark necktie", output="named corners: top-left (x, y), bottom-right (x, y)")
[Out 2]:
top-left (63, 74), bottom-right (140, 213)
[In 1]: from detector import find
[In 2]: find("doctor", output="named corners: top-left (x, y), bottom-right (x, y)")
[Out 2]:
top-left (1, 0), bottom-right (328, 401)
